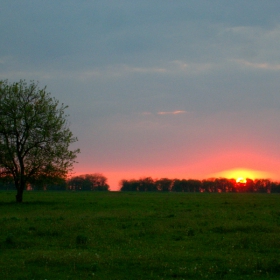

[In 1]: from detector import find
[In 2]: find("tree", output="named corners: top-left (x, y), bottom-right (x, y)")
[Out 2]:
top-left (0, 80), bottom-right (80, 202)
top-left (120, 179), bottom-right (139, 191)
top-left (138, 177), bottom-right (156, 192)
top-left (214, 178), bottom-right (235, 192)
top-left (84, 173), bottom-right (109, 191)
top-left (0, 173), bottom-right (14, 190)
top-left (67, 173), bottom-right (109, 191)
top-left (155, 178), bottom-right (173, 192)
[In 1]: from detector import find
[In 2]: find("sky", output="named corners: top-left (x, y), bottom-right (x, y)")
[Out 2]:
top-left (1, 1), bottom-right (280, 190)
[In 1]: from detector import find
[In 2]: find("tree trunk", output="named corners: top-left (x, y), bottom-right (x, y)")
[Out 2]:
top-left (16, 186), bottom-right (24, 203)
top-left (15, 169), bottom-right (26, 203)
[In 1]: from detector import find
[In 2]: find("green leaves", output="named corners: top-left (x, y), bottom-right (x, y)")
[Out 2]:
top-left (0, 80), bottom-right (80, 201)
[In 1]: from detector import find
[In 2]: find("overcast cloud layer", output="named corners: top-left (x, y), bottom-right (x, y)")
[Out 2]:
top-left (1, 1), bottom-right (280, 189)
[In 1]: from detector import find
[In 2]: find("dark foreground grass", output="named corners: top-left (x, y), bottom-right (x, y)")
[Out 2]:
top-left (0, 191), bottom-right (280, 279)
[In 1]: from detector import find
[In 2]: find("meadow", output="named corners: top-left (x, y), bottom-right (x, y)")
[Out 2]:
top-left (0, 191), bottom-right (280, 279)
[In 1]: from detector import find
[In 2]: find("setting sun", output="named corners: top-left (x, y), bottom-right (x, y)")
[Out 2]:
top-left (236, 177), bottom-right (247, 184)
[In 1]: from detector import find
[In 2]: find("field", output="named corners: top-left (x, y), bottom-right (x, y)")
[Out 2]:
top-left (0, 192), bottom-right (280, 279)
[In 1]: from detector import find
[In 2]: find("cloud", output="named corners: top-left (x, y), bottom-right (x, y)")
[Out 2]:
top-left (76, 64), bottom-right (168, 81)
top-left (76, 61), bottom-right (215, 81)
top-left (140, 110), bottom-right (189, 117)
top-left (157, 110), bottom-right (188, 115)
top-left (170, 60), bottom-right (215, 74)
top-left (128, 66), bottom-right (167, 73)
top-left (234, 59), bottom-right (280, 70)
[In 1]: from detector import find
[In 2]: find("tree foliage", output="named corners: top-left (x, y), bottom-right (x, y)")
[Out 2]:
top-left (67, 173), bottom-right (109, 191)
top-left (0, 80), bottom-right (80, 202)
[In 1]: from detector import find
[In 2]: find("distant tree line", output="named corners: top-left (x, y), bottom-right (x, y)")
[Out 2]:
top-left (0, 173), bottom-right (109, 191)
top-left (120, 177), bottom-right (280, 193)
top-left (67, 173), bottom-right (109, 191)
top-left (2, 173), bottom-right (280, 193)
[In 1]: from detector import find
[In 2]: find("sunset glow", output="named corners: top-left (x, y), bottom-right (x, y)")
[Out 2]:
top-left (236, 177), bottom-right (247, 184)
top-left (214, 168), bottom-right (272, 181)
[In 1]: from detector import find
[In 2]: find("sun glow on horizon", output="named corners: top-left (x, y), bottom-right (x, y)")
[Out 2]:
top-left (236, 177), bottom-right (247, 184)
top-left (213, 168), bottom-right (272, 181)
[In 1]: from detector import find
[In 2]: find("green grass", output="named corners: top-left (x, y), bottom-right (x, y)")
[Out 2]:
top-left (0, 191), bottom-right (280, 279)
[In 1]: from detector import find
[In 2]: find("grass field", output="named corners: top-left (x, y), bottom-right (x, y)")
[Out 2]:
top-left (0, 191), bottom-right (280, 279)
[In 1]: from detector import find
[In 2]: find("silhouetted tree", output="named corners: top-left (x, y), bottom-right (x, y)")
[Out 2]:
top-left (67, 173), bottom-right (109, 191)
top-left (120, 177), bottom-right (157, 191)
top-left (186, 179), bottom-right (202, 192)
top-left (171, 179), bottom-right (183, 192)
top-left (202, 179), bottom-right (217, 192)
top-left (271, 182), bottom-right (280, 193)
top-left (119, 176), bottom-right (277, 193)
top-left (120, 179), bottom-right (135, 191)
top-left (245, 178), bottom-right (255, 192)
top-left (156, 178), bottom-right (173, 192)
top-left (254, 179), bottom-right (271, 193)
top-left (138, 177), bottom-right (156, 191)
top-left (213, 178), bottom-right (235, 192)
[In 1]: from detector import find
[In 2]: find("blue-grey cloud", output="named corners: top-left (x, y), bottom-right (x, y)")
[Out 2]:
top-left (1, 1), bottom-right (280, 188)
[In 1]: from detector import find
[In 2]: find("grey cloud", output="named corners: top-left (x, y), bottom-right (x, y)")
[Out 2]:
top-left (1, 0), bottom-right (280, 70)
top-left (1, 0), bottom-right (280, 185)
